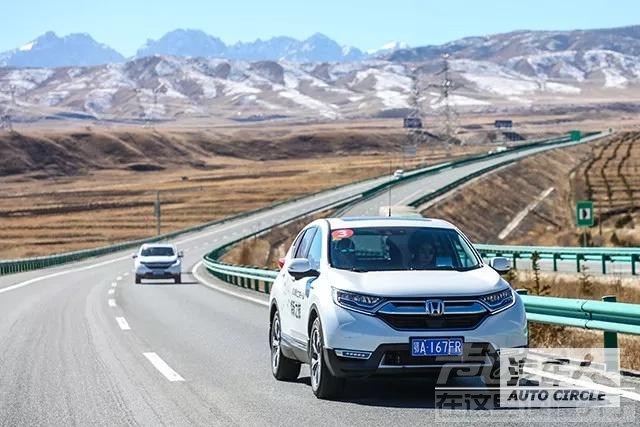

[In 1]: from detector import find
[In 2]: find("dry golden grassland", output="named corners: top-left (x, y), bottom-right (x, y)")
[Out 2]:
top-left (0, 126), bottom-right (482, 259)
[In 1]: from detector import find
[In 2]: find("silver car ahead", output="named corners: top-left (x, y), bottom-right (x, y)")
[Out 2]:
top-left (133, 243), bottom-right (183, 284)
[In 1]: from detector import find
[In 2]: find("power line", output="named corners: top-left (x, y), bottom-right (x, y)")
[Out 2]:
top-left (426, 53), bottom-right (463, 147)
top-left (1, 85), bottom-right (17, 133)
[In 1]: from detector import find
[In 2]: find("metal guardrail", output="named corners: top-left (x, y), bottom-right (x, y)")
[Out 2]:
top-left (336, 133), bottom-right (582, 216)
top-left (475, 244), bottom-right (640, 275)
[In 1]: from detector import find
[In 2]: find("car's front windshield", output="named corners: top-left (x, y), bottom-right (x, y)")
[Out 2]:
top-left (141, 247), bottom-right (175, 257)
top-left (329, 226), bottom-right (481, 272)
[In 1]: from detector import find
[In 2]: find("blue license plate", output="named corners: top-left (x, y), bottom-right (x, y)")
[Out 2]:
top-left (411, 338), bottom-right (463, 356)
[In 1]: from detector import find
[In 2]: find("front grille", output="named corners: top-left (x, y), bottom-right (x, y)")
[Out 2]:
top-left (142, 262), bottom-right (173, 269)
top-left (377, 312), bottom-right (487, 331)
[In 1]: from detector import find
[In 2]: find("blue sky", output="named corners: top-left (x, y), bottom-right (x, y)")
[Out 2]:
top-left (2, 0), bottom-right (638, 55)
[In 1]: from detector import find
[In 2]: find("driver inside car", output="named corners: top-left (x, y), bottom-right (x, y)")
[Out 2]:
top-left (333, 238), bottom-right (356, 269)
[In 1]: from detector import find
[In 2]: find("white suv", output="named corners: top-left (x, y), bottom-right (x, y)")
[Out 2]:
top-left (268, 217), bottom-right (527, 399)
top-left (133, 243), bottom-right (183, 284)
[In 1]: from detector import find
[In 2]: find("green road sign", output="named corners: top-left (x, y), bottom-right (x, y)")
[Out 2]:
top-left (576, 200), bottom-right (594, 227)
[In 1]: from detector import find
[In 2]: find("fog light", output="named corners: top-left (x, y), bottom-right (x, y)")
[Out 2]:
top-left (335, 349), bottom-right (372, 360)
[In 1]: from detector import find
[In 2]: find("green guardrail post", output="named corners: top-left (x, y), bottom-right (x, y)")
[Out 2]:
top-left (512, 253), bottom-right (519, 270)
top-left (254, 279), bottom-right (259, 292)
top-left (576, 254), bottom-right (585, 273)
top-left (264, 281), bottom-right (270, 294)
top-left (602, 295), bottom-right (619, 348)
top-left (602, 295), bottom-right (619, 372)
top-left (601, 255), bottom-right (608, 275)
top-left (632, 254), bottom-right (638, 276)
top-left (553, 253), bottom-right (561, 272)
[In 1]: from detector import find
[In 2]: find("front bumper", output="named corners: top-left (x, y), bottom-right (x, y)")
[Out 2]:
top-left (324, 343), bottom-right (528, 378)
top-left (135, 266), bottom-right (181, 279)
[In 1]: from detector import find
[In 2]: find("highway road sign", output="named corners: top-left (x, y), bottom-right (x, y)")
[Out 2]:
top-left (576, 200), bottom-right (594, 227)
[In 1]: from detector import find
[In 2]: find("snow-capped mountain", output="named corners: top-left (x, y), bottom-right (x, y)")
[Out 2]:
top-left (140, 31), bottom-right (365, 62)
top-left (136, 29), bottom-right (226, 59)
top-left (387, 25), bottom-right (640, 63)
top-left (1, 50), bottom-right (638, 123)
top-left (367, 41), bottom-right (410, 55)
top-left (1, 25), bottom-right (639, 123)
top-left (0, 32), bottom-right (124, 68)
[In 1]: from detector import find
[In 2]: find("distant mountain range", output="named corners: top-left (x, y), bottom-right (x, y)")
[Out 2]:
top-left (2, 25), bottom-right (639, 70)
top-left (0, 30), bottom-right (372, 68)
top-left (0, 25), bottom-right (639, 123)
top-left (0, 31), bottom-right (124, 68)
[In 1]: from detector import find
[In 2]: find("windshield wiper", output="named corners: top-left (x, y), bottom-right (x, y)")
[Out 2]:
top-left (349, 268), bottom-right (369, 273)
top-left (452, 265), bottom-right (481, 272)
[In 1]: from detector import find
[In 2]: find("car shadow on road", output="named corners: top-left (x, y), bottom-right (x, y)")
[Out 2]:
top-left (298, 376), bottom-right (539, 410)
top-left (136, 280), bottom-right (200, 286)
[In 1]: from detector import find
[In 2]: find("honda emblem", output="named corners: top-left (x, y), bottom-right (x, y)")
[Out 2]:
top-left (426, 299), bottom-right (444, 316)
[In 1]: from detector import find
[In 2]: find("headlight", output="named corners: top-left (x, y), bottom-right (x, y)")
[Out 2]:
top-left (171, 259), bottom-right (181, 267)
top-left (332, 288), bottom-right (384, 314)
top-left (479, 288), bottom-right (515, 313)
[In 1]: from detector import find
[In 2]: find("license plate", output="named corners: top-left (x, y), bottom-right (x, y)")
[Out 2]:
top-left (411, 338), bottom-right (463, 356)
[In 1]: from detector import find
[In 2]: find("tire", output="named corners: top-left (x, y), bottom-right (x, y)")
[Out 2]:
top-left (270, 311), bottom-right (301, 381)
top-left (309, 317), bottom-right (345, 399)
top-left (135, 275), bottom-right (141, 284)
top-left (174, 274), bottom-right (181, 284)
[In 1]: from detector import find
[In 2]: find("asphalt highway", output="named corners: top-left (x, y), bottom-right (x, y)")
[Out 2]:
top-left (2, 132), bottom-right (638, 426)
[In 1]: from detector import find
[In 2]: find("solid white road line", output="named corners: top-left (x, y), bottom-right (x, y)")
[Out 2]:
top-left (115, 317), bottom-right (131, 330)
top-left (111, 282), bottom-right (118, 288)
top-left (498, 187), bottom-right (555, 240)
top-left (395, 188), bottom-right (436, 206)
top-left (143, 352), bottom-right (185, 382)
top-left (108, 299), bottom-right (116, 307)
top-left (108, 289), bottom-right (115, 295)
top-left (123, 272), bottom-right (129, 277)
top-left (192, 261), bottom-right (268, 307)
top-left (0, 255), bottom-right (130, 296)
top-left (116, 276), bottom-right (122, 281)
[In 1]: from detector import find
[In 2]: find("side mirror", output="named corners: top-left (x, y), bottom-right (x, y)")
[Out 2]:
top-left (132, 253), bottom-right (138, 259)
top-left (288, 258), bottom-right (320, 280)
top-left (178, 251), bottom-right (184, 258)
top-left (489, 257), bottom-right (511, 275)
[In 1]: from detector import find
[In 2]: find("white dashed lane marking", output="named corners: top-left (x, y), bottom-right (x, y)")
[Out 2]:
top-left (143, 352), bottom-right (185, 382)
top-left (116, 317), bottom-right (131, 330)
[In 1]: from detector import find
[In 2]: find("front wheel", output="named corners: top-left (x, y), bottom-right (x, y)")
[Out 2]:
top-left (174, 274), bottom-right (181, 284)
top-left (135, 275), bottom-right (141, 284)
top-left (309, 317), bottom-right (344, 399)
top-left (270, 311), bottom-right (301, 381)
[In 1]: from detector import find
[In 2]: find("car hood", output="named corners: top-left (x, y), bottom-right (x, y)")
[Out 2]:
top-left (138, 256), bottom-right (177, 263)
top-left (326, 266), bottom-right (504, 297)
